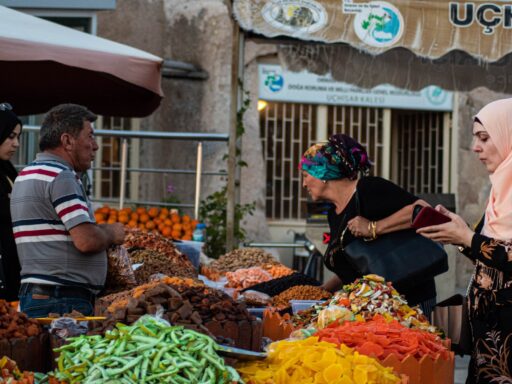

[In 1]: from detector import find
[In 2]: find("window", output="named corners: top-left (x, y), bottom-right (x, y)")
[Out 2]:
top-left (260, 102), bottom-right (317, 220)
top-left (260, 102), bottom-right (451, 220)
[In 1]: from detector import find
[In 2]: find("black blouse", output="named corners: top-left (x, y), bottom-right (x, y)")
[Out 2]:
top-left (0, 160), bottom-right (21, 301)
top-left (326, 176), bottom-right (437, 305)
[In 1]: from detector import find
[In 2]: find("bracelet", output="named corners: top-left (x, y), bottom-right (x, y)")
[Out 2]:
top-left (370, 221), bottom-right (377, 240)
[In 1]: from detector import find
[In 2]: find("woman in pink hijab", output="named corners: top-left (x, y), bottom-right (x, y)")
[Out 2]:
top-left (418, 98), bottom-right (512, 383)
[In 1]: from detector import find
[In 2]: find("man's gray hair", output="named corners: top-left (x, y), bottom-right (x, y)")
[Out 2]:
top-left (39, 104), bottom-right (97, 151)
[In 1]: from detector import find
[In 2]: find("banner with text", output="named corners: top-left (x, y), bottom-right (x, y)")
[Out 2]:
top-left (259, 64), bottom-right (453, 111)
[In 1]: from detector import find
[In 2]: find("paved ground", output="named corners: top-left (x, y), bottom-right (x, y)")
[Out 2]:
top-left (455, 355), bottom-right (470, 384)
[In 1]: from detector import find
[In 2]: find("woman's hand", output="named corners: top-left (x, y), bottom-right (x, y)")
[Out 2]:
top-left (416, 205), bottom-right (474, 247)
top-left (347, 216), bottom-right (371, 238)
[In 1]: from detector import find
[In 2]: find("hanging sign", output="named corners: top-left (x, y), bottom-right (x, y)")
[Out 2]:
top-left (259, 64), bottom-right (453, 111)
top-left (233, 0), bottom-right (512, 62)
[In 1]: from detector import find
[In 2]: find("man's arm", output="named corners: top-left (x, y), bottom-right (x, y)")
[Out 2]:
top-left (69, 222), bottom-right (125, 253)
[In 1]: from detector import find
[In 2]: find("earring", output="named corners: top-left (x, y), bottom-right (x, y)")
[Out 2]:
top-left (322, 180), bottom-right (327, 184)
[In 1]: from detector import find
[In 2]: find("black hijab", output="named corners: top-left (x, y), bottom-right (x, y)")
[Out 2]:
top-left (0, 108), bottom-right (22, 182)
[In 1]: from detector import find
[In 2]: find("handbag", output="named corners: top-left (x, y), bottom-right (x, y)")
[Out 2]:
top-left (430, 294), bottom-right (473, 356)
top-left (340, 194), bottom-right (449, 286)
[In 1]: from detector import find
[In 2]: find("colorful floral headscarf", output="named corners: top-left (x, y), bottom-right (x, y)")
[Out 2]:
top-left (299, 134), bottom-right (372, 180)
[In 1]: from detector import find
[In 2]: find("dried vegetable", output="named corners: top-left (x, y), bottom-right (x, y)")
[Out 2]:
top-left (315, 315), bottom-right (450, 361)
top-left (236, 336), bottom-right (401, 384)
top-left (225, 267), bottom-right (273, 291)
top-left (53, 316), bottom-right (242, 384)
top-left (241, 272), bottom-right (322, 297)
top-left (291, 275), bottom-right (436, 333)
top-left (271, 285), bottom-right (332, 310)
top-left (203, 248), bottom-right (278, 279)
top-left (0, 300), bottom-right (40, 339)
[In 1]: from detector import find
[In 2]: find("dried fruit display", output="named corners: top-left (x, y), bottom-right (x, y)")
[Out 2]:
top-left (289, 275), bottom-right (436, 333)
top-left (0, 300), bottom-right (41, 339)
top-left (130, 248), bottom-right (197, 281)
top-left (100, 283), bottom-right (253, 325)
top-left (225, 267), bottom-right (273, 291)
top-left (315, 315), bottom-right (450, 361)
top-left (237, 337), bottom-right (401, 384)
top-left (0, 356), bottom-right (42, 384)
top-left (260, 263), bottom-right (294, 279)
top-left (124, 229), bottom-right (197, 280)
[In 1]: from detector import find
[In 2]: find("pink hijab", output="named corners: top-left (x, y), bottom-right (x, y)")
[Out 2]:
top-left (475, 98), bottom-right (512, 241)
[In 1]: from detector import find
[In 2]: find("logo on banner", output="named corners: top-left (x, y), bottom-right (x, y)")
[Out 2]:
top-left (353, 1), bottom-right (404, 47)
top-left (264, 72), bottom-right (285, 92)
top-left (261, 0), bottom-right (328, 34)
top-left (423, 86), bottom-right (449, 106)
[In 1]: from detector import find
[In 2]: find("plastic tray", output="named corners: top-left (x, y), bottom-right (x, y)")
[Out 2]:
top-left (290, 300), bottom-right (326, 314)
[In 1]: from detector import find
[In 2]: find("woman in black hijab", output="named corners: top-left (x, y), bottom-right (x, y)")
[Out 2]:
top-left (0, 103), bottom-right (22, 301)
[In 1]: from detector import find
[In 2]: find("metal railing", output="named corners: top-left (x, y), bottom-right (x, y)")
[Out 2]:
top-left (21, 125), bottom-right (230, 219)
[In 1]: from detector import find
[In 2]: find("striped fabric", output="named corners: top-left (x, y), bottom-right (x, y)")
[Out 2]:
top-left (10, 153), bottom-right (106, 292)
top-left (12, 218), bottom-right (69, 244)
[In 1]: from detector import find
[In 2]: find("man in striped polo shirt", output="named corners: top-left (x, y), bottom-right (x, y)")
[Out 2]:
top-left (10, 104), bottom-right (125, 317)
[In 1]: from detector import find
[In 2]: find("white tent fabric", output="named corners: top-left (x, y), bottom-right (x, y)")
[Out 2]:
top-left (0, 5), bottom-right (163, 117)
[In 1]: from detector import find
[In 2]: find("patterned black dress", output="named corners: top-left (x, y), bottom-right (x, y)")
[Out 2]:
top-left (462, 219), bottom-right (512, 383)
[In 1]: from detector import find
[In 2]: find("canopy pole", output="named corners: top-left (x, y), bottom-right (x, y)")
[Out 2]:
top-left (194, 142), bottom-right (203, 220)
top-left (119, 138), bottom-right (128, 210)
top-left (226, 22), bottom-right (242, 252)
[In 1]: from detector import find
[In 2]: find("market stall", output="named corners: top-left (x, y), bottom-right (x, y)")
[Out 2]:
top-left (0, 208), bottom-right (457, 383)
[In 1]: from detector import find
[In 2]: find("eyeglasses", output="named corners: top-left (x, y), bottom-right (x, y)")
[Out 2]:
top-left (0, 103), bottom-right (12, 111)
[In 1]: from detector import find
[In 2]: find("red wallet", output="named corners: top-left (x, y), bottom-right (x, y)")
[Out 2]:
top-left (411, 205), bottom-right (451, 229)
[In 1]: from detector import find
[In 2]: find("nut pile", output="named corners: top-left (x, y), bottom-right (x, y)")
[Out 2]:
top-left (270, 285), bottom-right (332, 310)
top-left (130, 248), bottom-right (197, 281)
top-left (208, 248), bottom-right (278, 273)
top-left (0, 300), bottom-right (41, 339)
top-left (124, 229), bottom-right (197, 281)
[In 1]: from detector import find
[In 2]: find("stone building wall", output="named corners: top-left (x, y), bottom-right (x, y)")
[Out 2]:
top-left (96, 0), bottom-right (272, 242)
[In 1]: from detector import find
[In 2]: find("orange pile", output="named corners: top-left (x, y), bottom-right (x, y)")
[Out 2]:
top-left (94, 205), bottom-right (198, 240)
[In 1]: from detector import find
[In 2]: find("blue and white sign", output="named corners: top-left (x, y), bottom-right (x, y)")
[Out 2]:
top-left (259, 64), bottom-right (453, 111)
top-left (353, 1), bottom-right (404, 47)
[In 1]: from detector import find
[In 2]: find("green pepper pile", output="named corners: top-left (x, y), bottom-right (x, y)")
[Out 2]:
top-left (53, 316), bottom-right (242, 384)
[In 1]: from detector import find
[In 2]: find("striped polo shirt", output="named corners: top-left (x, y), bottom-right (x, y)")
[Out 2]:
top-left (10, 153), bottom-right (106, 292)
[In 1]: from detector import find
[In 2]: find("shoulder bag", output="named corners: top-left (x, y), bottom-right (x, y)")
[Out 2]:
top-left (341, 194), bottom-right (449, 286)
